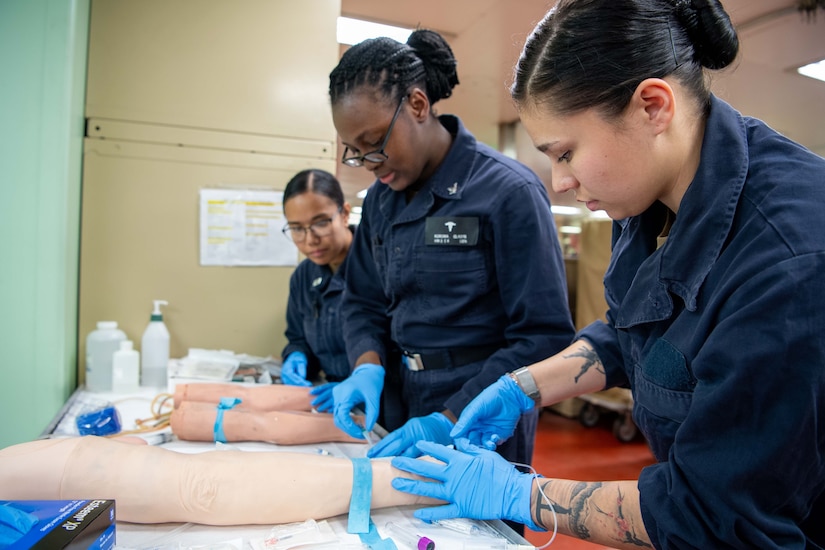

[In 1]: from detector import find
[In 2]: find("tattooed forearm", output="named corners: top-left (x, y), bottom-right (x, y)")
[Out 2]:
top-left (569, 481), bottom-right (601, 539)
top-left (531, 478), bottom-right (652, 549)
top-left (533, 479), bottom-right (570, 531)
top-left (593, 487), bottom-right (652, 547)
top-left (563, 345), bottom-right (605, 383)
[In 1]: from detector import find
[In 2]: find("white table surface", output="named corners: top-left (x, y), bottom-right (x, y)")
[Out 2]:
top-left (45, 385), bottom-right (535, 550)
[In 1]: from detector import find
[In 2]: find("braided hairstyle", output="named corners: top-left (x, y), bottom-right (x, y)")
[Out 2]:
top-left (329, 29), bottom-right (460, 107)
top-left (511, 0), bottom-right (738, 119)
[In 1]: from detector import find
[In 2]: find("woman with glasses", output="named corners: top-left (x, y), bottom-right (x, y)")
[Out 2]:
top-left (327, 28), bottom-right (576, 485)
top-left (279, 170), bottom-right (356, 411)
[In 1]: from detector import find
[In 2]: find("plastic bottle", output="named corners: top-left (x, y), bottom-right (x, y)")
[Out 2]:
top-left (141, 300), bottom-right (170, 388)
top-left (85, 321), bottom-right (127, 392)
top-left (112, 340), bottom-right (140, 394)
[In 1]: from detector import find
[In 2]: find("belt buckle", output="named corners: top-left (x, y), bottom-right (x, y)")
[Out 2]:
top-left (403, 352), bottom-right (425, 371)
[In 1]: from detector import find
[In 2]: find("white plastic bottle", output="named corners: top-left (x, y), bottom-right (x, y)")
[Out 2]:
top-left (141, 300), bottom-right (170, 388)
top-left (86, 321), bottom-right (127, 392)
top-left (112, 340), bottom-right (141, 394)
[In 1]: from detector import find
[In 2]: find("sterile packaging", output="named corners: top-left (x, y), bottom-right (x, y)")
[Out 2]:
top-left (167, 348), bottom-right (240, 392)
top-left (1, 499), bottom-right (115, 549)
top-left (260, 519), bottom-right (339, 549)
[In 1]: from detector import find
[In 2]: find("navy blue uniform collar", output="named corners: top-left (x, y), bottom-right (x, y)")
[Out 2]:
top-left (614, 97), bottom-right (749, 326)
top-left (378, 115), bottom-right (476, 223)
top-left (428, 115), bottom-right (476, 201)
top-left (659, 96), bottom-right (748, 310)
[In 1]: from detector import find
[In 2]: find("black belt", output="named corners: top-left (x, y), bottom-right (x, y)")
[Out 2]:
top-left (402, 345), bottom-right (500, 371)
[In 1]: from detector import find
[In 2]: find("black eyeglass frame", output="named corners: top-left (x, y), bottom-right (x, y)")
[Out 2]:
top-left (281, 208), bottom-right (343, 243)
top-left (341, 95), bottom-right (407, 167)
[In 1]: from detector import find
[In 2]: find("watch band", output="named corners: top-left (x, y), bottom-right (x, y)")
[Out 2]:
top-left (509, 366), bottom-right (541, 405)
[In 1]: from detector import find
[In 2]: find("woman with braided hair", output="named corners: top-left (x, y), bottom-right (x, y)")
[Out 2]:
top-left (389, 1), bottom-right (825, 548)
top-left (327, 28), bottom-right (575, 494)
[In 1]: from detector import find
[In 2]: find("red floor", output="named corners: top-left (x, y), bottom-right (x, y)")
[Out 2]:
top-left (523, 409), bottom-right (656, 549)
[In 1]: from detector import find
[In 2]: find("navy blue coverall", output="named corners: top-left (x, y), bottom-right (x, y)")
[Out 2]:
top-left (579, 97), bottom-right (825, 548)
top-left (343, 115), bottom-right (576, 465)
top-left (282, 254), bottom-right (351, 383)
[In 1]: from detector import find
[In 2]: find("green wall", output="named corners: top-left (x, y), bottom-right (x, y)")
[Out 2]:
top-left (0, 0), bottom-right (90, 447)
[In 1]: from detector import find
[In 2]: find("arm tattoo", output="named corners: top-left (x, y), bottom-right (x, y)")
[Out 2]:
top-left (594, 487), bottom-right (652, 547)
top-left (569, 481), bottom-right (600, 539)
top-left (563, 345), bottom-right (605, 383)
top-left (533, 479), bottom-right (569, 531)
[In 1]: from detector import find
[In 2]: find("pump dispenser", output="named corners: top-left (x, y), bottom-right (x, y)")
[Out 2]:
top-left (141, 300), bottom-right (170, 388)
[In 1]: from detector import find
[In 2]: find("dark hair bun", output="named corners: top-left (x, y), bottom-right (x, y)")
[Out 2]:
top-left (674, 0), bottom-right (738, 70)
top-left (407, 29), bottom-right (460, 100)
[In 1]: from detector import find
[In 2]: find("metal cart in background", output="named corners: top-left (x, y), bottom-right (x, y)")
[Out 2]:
top-left (578, 387), bottom-right (638, 443)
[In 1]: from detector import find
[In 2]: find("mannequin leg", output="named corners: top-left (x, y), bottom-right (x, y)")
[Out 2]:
top-left (0, 436), bottom-right (437, 525)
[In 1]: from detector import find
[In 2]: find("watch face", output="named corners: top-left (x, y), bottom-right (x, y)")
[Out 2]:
top-left (513, 368), bottom-right (540, 403)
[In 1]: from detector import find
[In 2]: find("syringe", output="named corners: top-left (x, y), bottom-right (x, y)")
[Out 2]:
top-left (384, 521), bottom-right (435, 550)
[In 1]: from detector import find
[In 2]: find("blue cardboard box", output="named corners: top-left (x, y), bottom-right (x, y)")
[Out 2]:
top-left (1, 499), bottom-right (115, 549)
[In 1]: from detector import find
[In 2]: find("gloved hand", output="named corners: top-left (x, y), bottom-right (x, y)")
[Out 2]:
top-left (368, 412), bottom-right (454, 458)
top-left (333, 363), bottom-right (384, 439)
top-left (450, 374), bottom-right (535, 450)
top-left (0, 503), bottom-right (38, 545)
top-left (309, 382), bottom-right (339, 413)
top-left (391, 438), bottom-right (540, 530)
top-left (280, 351), bottom-right (311, 386)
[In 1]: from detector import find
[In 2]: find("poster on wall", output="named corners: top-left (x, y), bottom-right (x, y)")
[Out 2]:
top-left (199, 188), bottom-right (298, 266)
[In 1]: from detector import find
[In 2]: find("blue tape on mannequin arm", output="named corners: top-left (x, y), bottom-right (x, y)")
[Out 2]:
top-left (348, 458), bottom-right (372, 534)
top-left (358, 518), bottom-right (398, 550)
top-left (213, 397), bottom-right (242, 443)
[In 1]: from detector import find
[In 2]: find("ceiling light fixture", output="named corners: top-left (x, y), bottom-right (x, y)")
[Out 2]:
top-left (337, 16), bottom-right (412, 46)
top-left (797, 58), bottom-right (825, 83)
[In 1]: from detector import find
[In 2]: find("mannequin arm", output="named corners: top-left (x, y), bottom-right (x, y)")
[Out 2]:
top-left (0, 436), bottom-right (438, 525)
top-left (173, 383), bottom-right (313, 412)
top-left (170, 401), bottom-right (363, 445)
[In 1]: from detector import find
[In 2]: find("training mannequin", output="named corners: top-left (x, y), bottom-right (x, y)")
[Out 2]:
top-left (0, 436), bottom-right (437, 525)
top-left (173, 383), bottom-right (313, 411)
top-left (170, 400), bottom-right (363, 445)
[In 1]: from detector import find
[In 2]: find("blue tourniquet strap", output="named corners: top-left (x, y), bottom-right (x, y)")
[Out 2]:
top-left (348, 458), bottom-right (372, 534)
top-left (357, 517), bottom-right (398, 550)
top-left (213, 397), bottom-right (242, 443)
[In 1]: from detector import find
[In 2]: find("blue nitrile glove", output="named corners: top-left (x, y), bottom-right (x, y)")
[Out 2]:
top-left (281, 351), bottom-right (311, 386)
top-left (391, 438), bottom-right (541, 531)
top-left (0, 503), bottom-right (38, 545)
top-left (309, 382), bottom-right (339, 413)
top-left (333, 363), bottom-right (384, 439)
top-left (368, 412), bottom-right (454, 458)
top-left (450, 374), bottom-right (535, 450)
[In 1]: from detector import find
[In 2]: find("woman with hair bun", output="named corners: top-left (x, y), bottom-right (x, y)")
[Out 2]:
top-left (391, 1), bottom-right (825, 548)
top-left (327, 27), bottom-right (575, 490)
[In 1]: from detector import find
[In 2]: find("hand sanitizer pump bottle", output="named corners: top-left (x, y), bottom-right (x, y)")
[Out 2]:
top-left (141, 300), bottom-right (170, 388)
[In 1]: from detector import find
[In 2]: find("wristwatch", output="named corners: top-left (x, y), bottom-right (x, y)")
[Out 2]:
top-left (508, 367), bottom-right (541, 405)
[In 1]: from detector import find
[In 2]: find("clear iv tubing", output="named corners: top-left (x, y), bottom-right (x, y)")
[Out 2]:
top-left (511, 461), bottom-right (557, 549)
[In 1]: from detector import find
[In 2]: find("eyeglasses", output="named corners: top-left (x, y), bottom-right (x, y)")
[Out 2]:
top-left (341, 95), bottom-right (407, 167)
top-left (282, 210), bottom-right (341, 242)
